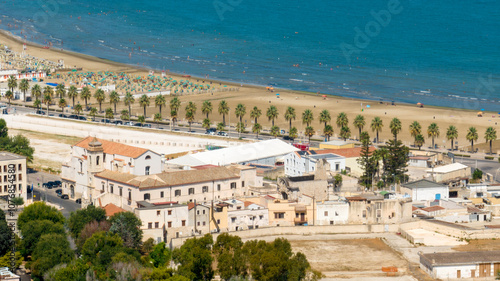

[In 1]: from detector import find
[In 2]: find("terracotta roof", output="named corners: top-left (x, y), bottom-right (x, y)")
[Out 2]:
top-left (193, 164), bottom-right (219, 170)
top-left (244, 201), bottom-right (254, 207)
top-left (412, 206), bottom-right (420, 211)
top-left (102, 203), bottom-right (126, 217)
top-left (311, 147), bottom-right (376, 158)
top-left (421, 206), bottom-right (445, 212)
top-left (74, 136), bottom-right (151, 158)
top-left (95, 166), bottom-right (240, 190)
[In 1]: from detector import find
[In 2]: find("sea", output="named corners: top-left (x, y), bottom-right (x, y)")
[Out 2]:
top-left (0, 0), bottom-right (499, 111)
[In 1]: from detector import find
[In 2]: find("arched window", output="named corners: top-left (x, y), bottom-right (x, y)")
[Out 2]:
top-left (145, 166), bottom-right (150, 175)
top-left (145, 155), bottom-right (151, 160)
top-left (79, 161), bottom-right (83, 173)
top-left (96, 156), bottom-right (100, 165)
top-left (144, 193), bottom-right (150, 200)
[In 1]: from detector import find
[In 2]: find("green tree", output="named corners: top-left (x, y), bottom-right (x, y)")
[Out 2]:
top-left (0, 251), bottom-right (23, 270)
top-left (67, 85), bottom-right (78, 108)
top-left (336, 112), bottom-right (348, 128)
top-left (75, 220), bottom-right (111, 253)
top-left (472, 168), bottom-right (483, 181)
top-left (4, 135), bottom-right (35, 162)
top-left (389, 117), bottom-right (402, 141)
top-left (108, 90), bottom-right (120, 115)
top-left (217, 122), bottom-right (225, 131)
top-left (155, 94), bottom-right (166, 117)
top-left (154, 112), bottom-right (162, 128)
top-left (4, 90), bottom-right (13, 106)
top-left (56, 83), bottom-right (66, 99)
top-left (20, 220), bottom-right (65, 257)
top-left (289, 127), bottom-right (298, 140)
top-left (138, 115), bottom-right (146, 126)
top-left (139, 94), bottom-right (150, 117)
top-left (30, 233), bottom-right (74, 281)
top-left (302, 109), bottom-right (314, 126)
top-left (383, 139), bottom-right (409, 185)
top-left (87, 107), bottom-right (96, 121)
top-left (18, 201), bottom-right (65, 230)
top-left (170, 97), bottom-right (181, 113)
top-left (213, 233), bottom-right (246, 281)
top-left (340, 126), bottom-right (351, 141)
top-left (109, 211), bottom-right (143, 249)
top-left (409, 121), bottom-right (422, 147)
top-left (121, 109), bottom-right (130, 121)
top-left (305, 126), bottom-right (314, 143)
top-left (201, 100), bottom-right (212, 119)
top-left (467, 127), bottom-right (479, 153)
top-left (267, 105), bottom-right (279, 127)
top-left (0, 209), bottom-right (11, 257)
top-left (19, 79), bottom-right (29, 103)
top-left (485, 126), bottom-right (497, 155)
top-left (353, 115), bottom-right (365, 139)
top-left (105, 107), bottom-right (114, 120)
top-left (218, 100), bottom-right (230, 125)
top-left (319, 110), bottom-right (331, 128)
top-left (252, 123), bottom-right (262, 139)
top-left (31, 84), bottom-right (42, 101)
top-left (446, 125), bottom-right (458, 151)
top-left (235, 103), bottom-right (246, 137)
top-left (93, 89), bottom-right (105, 112)
top-left (427, 122), bottom-right (440, 149)
top-left (323, 124), bottom-right (334, 141)
top-left (173, 234), bottom-right (214, 281)
top-left (43, 92), bottom-right (53, 113)
top-left (357, 132), bottom-right (375, 189)
top-left (7, 75), bottom-right (17, 92)
top-left (202, 118), bottom-right (211, 130)
top-left (81, 231), bottom-right (125, 267)
top-left (284, 106), bottom-right (296, 134)
top-left (415, 134), bottom-right (425, 150)
top-left (270, 125), bottom-right (280, 138)
top-left (74, 103), bottom-right (83, 117)
top-left (170, 110), bottom-right (178, 130)
top-left (42, 258), bottom-right (89, 281)
top-left (80, 86), bottom-right (91, 110)
top-left (149, 242), bottom-right (172, 268)
top-left (0, 119), bottom-right (7, 138)
top-left (68, 205), bottom-right (107, 239)
top-left (124, 92), bottom-right (135, 116)
top-left (250, 106), bottom-right (262, 124)
top-left (236, 122), bottom-right (245, 135)
top-left (34, 99), bottom-right (41, 111)
top-left (185, 101), bottom-right (197, 132)
top-left (58, 98), bottom-right (67, 112)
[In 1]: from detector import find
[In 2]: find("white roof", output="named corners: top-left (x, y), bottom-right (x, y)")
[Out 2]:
top-left (426, 163), bottom-right (469, 174)
top-left (167, 139), bottom-right (299, 166)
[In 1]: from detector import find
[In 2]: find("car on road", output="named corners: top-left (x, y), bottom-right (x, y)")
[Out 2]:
top-left (54, 180), bottom-right (62, 186)
top-left (142, 123), bottom-right (152, 128)
top-left (55, 189), bottom-right (62, 196)
top-left (205, 128), bottom-right (217, 135)
top-left (217, 131), bottom-right (228, 136)
top-left (87, 117), bottom-right (94, 121)
top-left (78, 116), bottom-right (87, 121)
top-left (101, 118), bottom-right (111, 124)
top-left (35, 110), bottom-right (46, 115)
top-left (124, 121), bottom-right (134, 126)
top-left (58, 114), bottom-right (67, 118)
top-left (61, 194), bottom-right (69, 199)
top-left (68, 114), bottom-right (78, 119)
top-left (76, 198), bottom-right (82, 204)
top-left (283, 135), bottom-right (294, 141)
top-left (113, 120), bottom-right (123, 125)
top-left (133, 122), bottom-right (142, 127)
top-left (43, 182), bottom-right (54, 189)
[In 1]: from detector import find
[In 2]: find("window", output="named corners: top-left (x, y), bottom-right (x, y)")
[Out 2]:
top-left (241, 181), bottom-right (245, 187)
top-left (230, 182), bottom-right (236, 189)
top-left (182, 220), bottom-right (186, 226)
top-left (203, 221), bottom-right (206, 226)
top-left (145, 155), bottom-right (151, 160)
top-left (128, 190), bottom-right (131, 201)
top-left (168, 221), bottom-right (172, 228)
top-left (217, 219), bottom-right (220, 224)
top-left (376, 209), bottom-right (381, 218)
top-left (217, 184), bottom-right (221, 191)
top-left (155, 222), bottom-right (159, 228)
top-left (274, 212), bottom-right (285, 219)
top-left (197, 210), bottom-right (200, 215)
top-left (3, 185), bottom-right (6, 193)
top-left (101, 182), bottom-right (105, 191)
top-left (168, 210), bottom-right (172, 215)
top-left (144, 193), bottom-right (151, 200)
top-left (79, 161), bottom-right (83, 173)
top-left (202, 210), bottom-right (205, 215)
top-left (3, 176), bottom-right (5, 182)
top-left (189, 188), bottom-right (195, 195)
top-left (231, 217), bottom-right (236, 223)
top-left (148, 222), bottom-right (152, 229)
top-left (18, 174), bottom-right (22, 181)
top-left (330, 221), bottom-right (334, 225)
top-left (157, 211), bottom-right (161, 216)
top-left (175, 190), bottom-right (181, 197)
top-left (3, 165), bottom-right (6, 172)
top-left (362, 210), bottom-right (366, 218)
top-left (197, 222), bottom-right (200, 226)
top-left (202, 186), bottom-right (208, 193)
top-left (119, 187), bottom-right (123, 196)
top-left (160, 191), bottom-right (164, 198)
top-left (18, 164), bottom-right (22, 171)
top-left (96, 155), bottom-right (100, 165)
top-left (259, 215), bottom-right (263, 220)
top-left (145, 166), bottom-right (150, 175)
top-left (324, 211), bottom-right (328, 216)
top-left (335, 212), bottom-right (338, 216)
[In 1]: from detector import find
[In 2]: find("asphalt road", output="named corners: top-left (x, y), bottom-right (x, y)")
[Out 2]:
top-left (455, 158), bottom-right (500, 182)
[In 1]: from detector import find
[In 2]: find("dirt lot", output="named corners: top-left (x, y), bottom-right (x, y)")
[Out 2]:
top-left (289, 238), bottom-right (408, 273)
top-left (453, 239), bottom-right (500, 251)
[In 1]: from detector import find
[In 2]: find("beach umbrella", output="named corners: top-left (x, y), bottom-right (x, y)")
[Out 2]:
top-left (322, 95), bottom-right (327, 98)
top-left (481, 108), bottom-right (485, 111)
top-left (366, 105), bottom-right (371, 108)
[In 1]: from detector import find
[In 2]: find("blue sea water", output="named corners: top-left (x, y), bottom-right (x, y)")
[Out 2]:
top-left (0, 0), bottom-right (499, 110)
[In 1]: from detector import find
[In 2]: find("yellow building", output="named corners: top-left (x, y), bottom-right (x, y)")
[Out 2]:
top-left (246, 195), bottom-right (315, 226)
top-left (318, 140), bottom-right (355, 150)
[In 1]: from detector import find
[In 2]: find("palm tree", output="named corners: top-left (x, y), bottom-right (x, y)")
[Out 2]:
top-left (218, 100), bottom-right (229, 125)
top-left (123, 92), bottom-right (135, 116)
top-left (466, 127), bottom-right (478, 153)
top-left (58, 98), bottom-right (67, 112)
top-left (4, 91), bottom-right (13, 106)
top-left (56, 84), bottom-right (66, 99)
top-left (94, 89), bottom-right (106, 112)
top-left (352, 115), bottom-right (366, 139)
top-left (7, 76), bottom-right (17, 92)
top-left (43, 92), bottom-right (52, 113)
top-left (138, 115), bottom-right (146, 126)
top-left (266, 105), bottom-right (279, 126)
top-left (120, 110), bottom-right (129, 121)
top-left (217, 122), bottom-right (224, 131)
top-left (154, 113), bottom-right (162, 128)
top-left (252, 123), bottom-right (262, 139)
top-left (270, 126), bottom-right (280, 138)
top-left (289, 127), bottom-right (298, 140)
top-left (154, 94), bottom-right (166, 117)
top-left (284, 106), bottom-right (296, 134)
top-left (105, 108), bottom-right (114, 120)
top-left (336, 112), bottom-right (348, 128)
top-left (170, 97), bottom-right (181, 115)
top-left (89, 107), bottom-right (98, 120)
top-left (389, 117), bottom-right (402, 141)
top-left (415, 134), bottom-right (425, 150)
top-left (427, 123), bottom-right (440, 149)
top-left (19, 79), bottom-right (29, 103)
top-left (170, 110), bottom-right (178, 130)
top-left (33, 99), bottom-right (41, 111)
top-left (324, 125), bottom-right (334, 141)
top-left (250, 106), bottom-right (262, 124)
top-left (485, 126), bottom-right (497, 155)
top-left (109, 91), bottom-right (120, 114)
top-left (235, 103), bottom-right (246, 137)
top-left (80, 87), bottom-right (91, 110)
top-left (409, 121), bottom-right (422, 147)
top-left (67, 86), bottom-right (78, 108)
top-left (302, 109), bottom-right (314, 127)
top-left (139, 94), bottom-right (150, 117)
top-left (185, 101), bottom-right (197, 132)
top-left (74, 103), bottom-right (83, 117)
top-left (340, 126), bottom-right (351, 141)
top-left (446, 125), bottom-right (458, 151)
top-left (371, 117), bottom-right (383, 143)
top-left (305, 126), bottom-right (315, 143)
top-left (201, 101), bottom-right (212, 119)
top-left (319, 110), bottom-right (331, 128)
top-left (43, 86), bottom-right (54, 99)
top-left (31, 84), bottom-right (42, 101)
top-left (202, 118), bottom-right (211, 130)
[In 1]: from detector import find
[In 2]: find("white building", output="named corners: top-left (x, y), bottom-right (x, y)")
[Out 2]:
top-left (166, 139), bottom-right (299, 167)
top-left (0, 70), bottom-right (46, 82)
top-left (401, 179), bottom-right (449, 201)
top-left (420, 251), bottom-right (500, 279)
top-left (61, 137), bottom-right (162, 201)
top-left (315, 198), bottom-right (349, 225)
top-left (284, 151), bottom-right (345, 176)
top-left (426, 163), bottom-right (471, 183)
top-left (224, 199), bottom-right (269, 231)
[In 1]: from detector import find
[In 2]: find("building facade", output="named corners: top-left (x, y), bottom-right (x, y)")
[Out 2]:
top-left (284, 151), bottom-right (345, 177)
top-left (0, 152), bottom-right (27, 204)
top-left (401, 179), bottom-right (449, 201)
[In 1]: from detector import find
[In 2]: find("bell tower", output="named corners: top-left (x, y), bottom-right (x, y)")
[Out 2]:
top-left (87, 137), bottom-right (104, 173)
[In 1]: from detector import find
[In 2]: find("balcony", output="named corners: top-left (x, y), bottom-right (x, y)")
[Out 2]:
top-left (294, 216), bottom-right (307, 224)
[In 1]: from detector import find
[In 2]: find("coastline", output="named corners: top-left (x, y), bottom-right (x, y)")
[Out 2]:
top-left (0, 28), bottom-right (497, 149)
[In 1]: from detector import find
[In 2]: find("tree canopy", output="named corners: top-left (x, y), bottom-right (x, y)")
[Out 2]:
top-left (17, 202), bottom-right (65, 230)
top-left (68, 204), bottom-right (107, 239)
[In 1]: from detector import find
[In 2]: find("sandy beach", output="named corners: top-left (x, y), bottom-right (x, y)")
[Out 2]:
top-left (0, 30), bottom-right (496, 152)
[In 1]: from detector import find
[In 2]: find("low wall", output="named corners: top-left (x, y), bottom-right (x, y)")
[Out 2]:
top-left (399, 220), bottom-right (500, 240)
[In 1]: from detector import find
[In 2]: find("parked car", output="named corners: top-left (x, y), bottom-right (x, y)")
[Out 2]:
top-left (217, 131), bottom-right (228, 136)
top-left (87, 117), bottom-right (94, 121)
top-left (142, 123), bottom-right (152, 128)
top-left (205, 129), bottom-right (216, 135)
top-left (124, 121), bottom-right (134, 126)
top-left (68, 114), bottom-right (78, 119)
top-left (78, 116), bottom-right (86, 120)
top-left (58, 114), bottom-right (67, 118)
top-left (206, 128), bottom-right (217, 133)
top-left (61, 194), bottom-right (69, 199)
top-left (133, 122), bottom-right (142, 127)
top-left (76, 198), bottom-right (82, 204)
top-left (35, 110), bottom-right (46, 115)
top-left (101, 119), bottom-right (111, 124)
top-left (283, 135), bottom-right (294, 141)
top-left (54, 180), bottom-right (62, 186)
top-left (113, 120), bottom-right (123, 125)
top-left (55, 189), bottom-right (62, 197)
